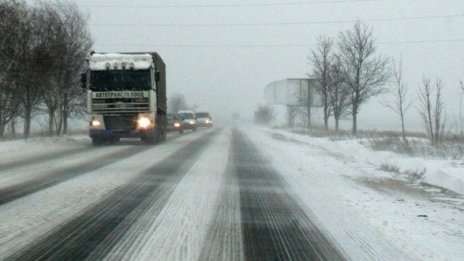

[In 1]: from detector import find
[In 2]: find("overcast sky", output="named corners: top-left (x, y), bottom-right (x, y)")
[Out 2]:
top-left (48, 0), bottom-right (464, 130)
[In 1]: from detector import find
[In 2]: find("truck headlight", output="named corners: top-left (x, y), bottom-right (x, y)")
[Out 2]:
top-left (189, 120), bottom-right (195, 125)
top-left (205, 119), bottom-right (211, 124)
top-left (91, 120), bottom-right (101, 127)
top-left (174, 122), bottom-right (180, 127)
top-left (138, 117), bottom-right (151, 129)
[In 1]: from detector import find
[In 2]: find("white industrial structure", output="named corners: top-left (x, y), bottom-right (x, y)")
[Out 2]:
top-left (264, 78), bottom-right (322, 107)
top-left (264, 78), bottom-right (322, 127)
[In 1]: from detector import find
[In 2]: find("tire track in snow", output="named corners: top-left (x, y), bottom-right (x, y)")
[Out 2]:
top-left (0, 145), bottom-right (150, 205)
top-left (199, 147), bottom-right (244, 261)
top-left (6, 130), bottom-right (218, 261)
top-left (0, 146), bottom-right (91, 172)
top-left (112, 129), bottom-right (235, 260)
top-left (0, 132), bottom-right (183, 173)
top-left (232, 129), bottom-right (345, 261)
top-left (0, 133), bottom-right (185, 205)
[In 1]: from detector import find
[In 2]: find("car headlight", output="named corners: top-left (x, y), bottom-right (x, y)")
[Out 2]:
top-left (91, 120), bottom-right (100, 127)
top-left (174, 122), bottom-right (180, 127)
top-left (138, 117), bottom-right (151, 129)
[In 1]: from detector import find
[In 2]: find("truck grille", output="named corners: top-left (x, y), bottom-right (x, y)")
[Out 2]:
top-left (104, 115), bottom-right (137, 130)
top-left (92, 98), bottom-right (150, 113)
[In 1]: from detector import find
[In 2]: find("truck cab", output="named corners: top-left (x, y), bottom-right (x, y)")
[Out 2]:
top-left (82, 52), bottom-right (167, 145)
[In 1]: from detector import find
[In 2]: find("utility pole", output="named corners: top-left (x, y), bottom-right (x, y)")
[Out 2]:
top-left (307, 79), bottom-right (312, 128)
top-left (460, 92), bottom-right (463, 135)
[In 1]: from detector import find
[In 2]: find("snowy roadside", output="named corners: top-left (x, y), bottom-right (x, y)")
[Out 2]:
top-left (243, 127), bottom-right (464, 260)
top-left (270, 128), bottom-right (464, 196)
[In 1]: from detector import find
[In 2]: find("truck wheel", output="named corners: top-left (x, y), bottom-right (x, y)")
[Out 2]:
top-left (143, 136), bottom-right (155, 144)
top-left (162, 130), bottom-right (167, 141)
top-left (143, 130), bottom-right (156, 144)
top-left (92, 137), bottom-right (103, 146)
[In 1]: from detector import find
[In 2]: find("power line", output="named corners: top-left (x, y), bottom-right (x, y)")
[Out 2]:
top-left (90, 14), bottom-right (463, 27)
top-left (93, 38), bottom-right (464, 49)
top-left (379, 38), bottom-right (464, 45)
top-left (79, 0), bottom-right (390, 9)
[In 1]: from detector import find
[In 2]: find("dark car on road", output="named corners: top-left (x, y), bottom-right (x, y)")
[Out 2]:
top-left (167, 113), bottom-right (183, 134)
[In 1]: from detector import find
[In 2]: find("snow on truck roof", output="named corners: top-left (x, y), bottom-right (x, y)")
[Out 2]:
top-left (177, 110), bottom-right (195, 114)
top-left (89, 53), bottom-right (153, 70)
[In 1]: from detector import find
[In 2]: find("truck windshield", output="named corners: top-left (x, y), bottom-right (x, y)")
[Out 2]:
top-left (90, 70), bottom-right (151, 91)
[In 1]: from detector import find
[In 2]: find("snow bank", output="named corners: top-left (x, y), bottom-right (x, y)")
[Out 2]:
top-left (426, 168), bottom-right (464, 195)
top-left (270, 128), bottom-right (464, 195)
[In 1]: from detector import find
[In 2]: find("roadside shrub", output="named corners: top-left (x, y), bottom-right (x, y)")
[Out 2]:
top-left (405, 168), bottom-right (426, 183)
top-left (379, 163), bottom-right (426, 184)
top-left (379, 163), bottom-right (400, 174)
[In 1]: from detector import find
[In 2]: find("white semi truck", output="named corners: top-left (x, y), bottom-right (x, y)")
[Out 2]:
top-left (81, 52), bottom-right (167, 145)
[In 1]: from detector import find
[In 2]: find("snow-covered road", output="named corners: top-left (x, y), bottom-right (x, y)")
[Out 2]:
top-left (0, 127), bottom-right (461, 260)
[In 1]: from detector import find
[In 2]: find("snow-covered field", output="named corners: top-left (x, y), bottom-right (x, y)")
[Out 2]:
top-left (246, 127), bottom-right (464, 260)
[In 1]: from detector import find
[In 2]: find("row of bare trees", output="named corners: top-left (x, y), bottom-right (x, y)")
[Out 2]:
top-left (168, 93), bottom-right (206, 114)
top-left (0, 0), bottom-right (92, 138)
top-left (168, 93), bottom-right (189, 114)
top-left (310, 22), bottom-right (389, 135)
top-left (386, 55), bottom-right (450, 146)
top-left (309, 22), bottom-right (453, 146)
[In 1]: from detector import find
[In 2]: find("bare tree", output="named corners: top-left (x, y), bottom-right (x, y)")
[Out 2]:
top-left (254, 104), bottom-right (275, 125)
top-left (53, 1), bottom-right (92, 135)
top-left (338, 22), bottom-right (389, 135)
top-left (418, 78), bottom-right (445, 145)
top-left (15, 3), bottom-right (51, 139)
top-left (168, 93), bottom-right (188, 113)
top-left (0, 0), bottom-right (26, 137)
top-left (460, 81), bottom-right (464, 135)
top-left (328, 56), bottom-right (351, 132)
top-left (310, 36), bottom-right (334, 130)
top-left (33, 2), bottom-right (62, 136)
top-left (286, 105), bottom-right (299, 128)
top-left (382, 57), bottom-right (412, 142)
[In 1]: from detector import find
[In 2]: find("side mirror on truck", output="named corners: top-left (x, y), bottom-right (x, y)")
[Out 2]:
top-left (80, 73), bottom-right (87, 90)
top-left (155, 69), bottom-right (160, 82)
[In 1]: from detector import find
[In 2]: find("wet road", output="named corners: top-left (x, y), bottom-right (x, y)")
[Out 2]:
top-left (0, 128), bottom-right (344, 260)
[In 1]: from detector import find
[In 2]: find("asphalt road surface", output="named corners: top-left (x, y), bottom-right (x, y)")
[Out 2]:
top-left (0, 128), bottom-right (345, 261)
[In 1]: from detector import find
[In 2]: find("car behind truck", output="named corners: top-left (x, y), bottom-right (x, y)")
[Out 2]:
top-left (81, 52), bottom-right (167, 145)
top-left (195, 111), bottom-right (213, 128)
